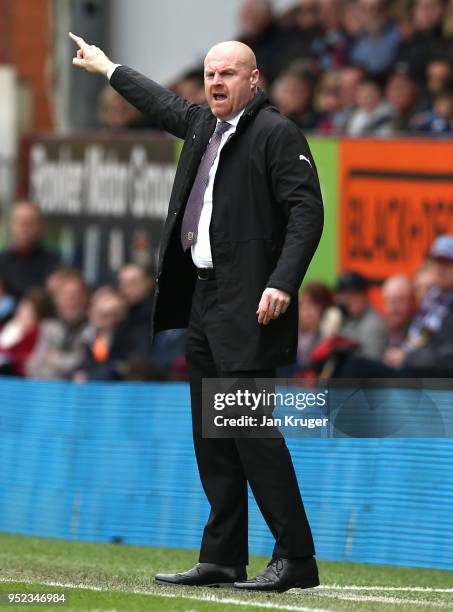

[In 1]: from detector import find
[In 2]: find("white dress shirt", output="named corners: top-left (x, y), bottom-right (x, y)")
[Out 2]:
top-left (106, 64), bottom-right (121, 80)
top-left (107, 66), bottom-right (243, 268)
top-left (191, 109), bottom-right (244, 268)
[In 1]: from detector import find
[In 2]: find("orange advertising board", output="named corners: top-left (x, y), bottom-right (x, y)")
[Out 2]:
top-left (340, 139), bottom-right (453, 282)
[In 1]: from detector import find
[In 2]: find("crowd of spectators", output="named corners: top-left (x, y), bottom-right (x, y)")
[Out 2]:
top-left (100, 0), bottom-right (453, 136)
top-left (239, 0), bottom-right (453, 136)
top-left (0, 201), bottom-right (187, 382)
top-left (0, 202), bottom-right (452, 382)
top-left (289, 235), bottom-right (453, 378)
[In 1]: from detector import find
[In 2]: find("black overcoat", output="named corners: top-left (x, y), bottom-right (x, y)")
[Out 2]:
top-left (111, 66), bottom-right (324, 370)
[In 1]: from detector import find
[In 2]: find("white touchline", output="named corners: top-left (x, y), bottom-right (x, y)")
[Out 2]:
top-left (2, 577), bottom-right (452, 610)
top-left (317, 585), bottom-right (453, 593)
top-left (315, 592), bottom-right (452, 608)
top-left (0, 578), bottom-right (332, 612)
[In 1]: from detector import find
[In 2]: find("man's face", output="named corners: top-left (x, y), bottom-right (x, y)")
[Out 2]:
top-left (386, 74), bottom-right (416, 112)
top-left (382, 284), bottom-right (415, 330)
top-left (432, 260), bottom-right (453, 292)
top-left (119, 266), bottom-right (152, 306)
top-left (55, 279), bottom-right (88, 324)
top-left (338, 67), bottom-right (363, 107)
top-left (272, 75), bottom-right (312, 116)
top-left (204, 47), bottom-right (258, 120)
top-left (337, 289), bottom-right (368, 318)
top-left (414, 0), bottom-right (444, 31)
top-left (357, 82), bottom-right (381, 112)
top-left (10, 204), bottom-right (43, 250)
top-left (427, 61), bottom-right (452, 94)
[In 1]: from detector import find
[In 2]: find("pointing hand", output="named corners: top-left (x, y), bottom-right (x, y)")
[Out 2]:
top-left (69, 32), bottom-right (114, 76)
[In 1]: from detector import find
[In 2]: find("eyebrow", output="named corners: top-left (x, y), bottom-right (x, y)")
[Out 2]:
top-left (205, 67), bottom-right (237, 75)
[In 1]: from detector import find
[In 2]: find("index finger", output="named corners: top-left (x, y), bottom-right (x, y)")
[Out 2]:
top-left (69, 31), bottom-right (88, 50)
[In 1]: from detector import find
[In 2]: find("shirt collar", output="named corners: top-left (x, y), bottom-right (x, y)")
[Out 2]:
top-left (217, 108), bottom-right (246, 130)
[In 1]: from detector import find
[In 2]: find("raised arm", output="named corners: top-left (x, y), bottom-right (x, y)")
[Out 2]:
top-left (69, 32), bottom-right (201, 139)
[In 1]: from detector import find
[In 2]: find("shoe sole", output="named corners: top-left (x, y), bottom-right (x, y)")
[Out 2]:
top-left (153, 579), bottom-right (237, 588)
top-left (234, 578), bottom-right (320, 593)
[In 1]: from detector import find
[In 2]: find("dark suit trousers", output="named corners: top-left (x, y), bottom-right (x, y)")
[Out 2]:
top-left (185, 276), bottom-right (316, 565)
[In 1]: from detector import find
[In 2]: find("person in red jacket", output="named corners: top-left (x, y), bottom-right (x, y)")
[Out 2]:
top-left (0, 288), bottom-right (53, 376)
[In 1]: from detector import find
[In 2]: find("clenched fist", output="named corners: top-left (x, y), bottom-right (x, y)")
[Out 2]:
top-left (69, 32), bottom-right (114, 76)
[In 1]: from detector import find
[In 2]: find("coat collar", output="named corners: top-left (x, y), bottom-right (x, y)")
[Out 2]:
top-left (241, 88), bottom-right (271, 118)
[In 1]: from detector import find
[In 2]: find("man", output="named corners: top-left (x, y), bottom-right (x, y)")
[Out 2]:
top-left (336, 271), bottom-right (388, 359)
top-left (70, 32), bottom-right (323, 592)
top-left (349, 0), bottom-right (400, 77)
top-left (27, 271), bottom-right (89, 380)
top-left (403, 235), bottom-right (453, 376)
top-left (117, 263), bottom-right (155, 354)
top-left (0, 201), bottom-right (60, 299)
top-left (381, 275), bottom-right (416, 368)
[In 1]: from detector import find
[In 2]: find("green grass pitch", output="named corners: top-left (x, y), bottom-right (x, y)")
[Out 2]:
top-left (0, 534), bottom-right (451, 611)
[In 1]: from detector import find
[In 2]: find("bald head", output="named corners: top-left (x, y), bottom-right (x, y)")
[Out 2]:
top-left (204, 40), bottom-right (259, 120)
top-left (382, 274), bottom-right (414, 298)
top-left (382, 274), bottom-right (415, 331)
top-left (205, 41), bottom-right (257, 71)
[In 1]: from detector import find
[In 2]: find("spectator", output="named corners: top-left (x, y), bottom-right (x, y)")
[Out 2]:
top-left (0, 288), bottom-right (53, 376)
top-left (237, 0), bottom-right (285, 80)
top-left (346, 76), bottom-right (395, 136)
top-left (27, 272), bottom-right (89, 380)
top-left (381, 275), bottom-right (416, 367)
top-left (403, 235), bottom-right (453, 375)
top-left (46, 266), bottom-right (87, 301)
top-left (267, 0), bottom-right (323, 81)
top-left (336, 270), bottom-right (388, 359)
top-left (117, 263), bottom-right (188, 374)
top-left (99, 86), bottom-right (151, 129)
top-left (412, 88), bottom-right (453, 134)
top-left (0, 275), bottom-right (15, 325)
top-left (397, 0), bottom-right (450, 84)
top-left (349, 0), bottom-right (401, 76)
top-left (426, 58), bottom-right (453, 100)
top-left (171, 68), bottom-right (206, 104)
top-left (311, 0), bottom-right (350, 70)
top-left (74, 287), bottom-right (131, 381)
top-left (271, 69), bottom-right (320, 129)
top-left (151, 329), bottom-right (188, 373)
top-left (315, 69), bottom-right (343, 133)
top-left (394, 0), bottom-right (416, 42)
top-left (414, 259), bottom-right (439, 306)
top-left (332, 64), bottom-right (365, 132)
top-left (297, 282), bottom-right (334, 366)
top-left (342, 0), bottom-right (366, 42)
top-left (0, 201), bottom-right (60, 299)
top-left (385, 69), bottom-right (421, 131)
top-left (117, 263), bottom-right (155, 355)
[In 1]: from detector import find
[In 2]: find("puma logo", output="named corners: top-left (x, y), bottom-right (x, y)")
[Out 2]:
top-left (299, 155), bottom-right (312, 167)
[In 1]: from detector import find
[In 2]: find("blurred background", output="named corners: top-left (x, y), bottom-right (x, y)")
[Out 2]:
top-left (0, 0), bottom-right (452, 574)
top-left (0, 0), bottom-right (453, 381)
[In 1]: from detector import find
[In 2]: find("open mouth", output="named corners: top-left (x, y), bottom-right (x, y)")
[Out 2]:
top-left (213, 93), bottom-right (227, 101)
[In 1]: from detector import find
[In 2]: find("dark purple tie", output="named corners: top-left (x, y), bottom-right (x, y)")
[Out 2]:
top-left (181, 120), bottom-right (231, 251)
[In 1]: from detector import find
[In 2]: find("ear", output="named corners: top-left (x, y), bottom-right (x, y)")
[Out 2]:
top-left (251, 68), bottom-right (259, 89)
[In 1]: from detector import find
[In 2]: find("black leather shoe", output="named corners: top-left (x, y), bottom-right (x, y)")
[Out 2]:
top-left (234, 557), bottom-right (319, 592)
top-left (154, 562), bottom-right (247, 588)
